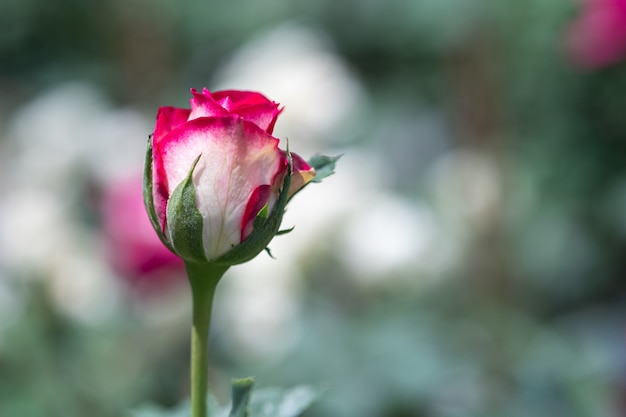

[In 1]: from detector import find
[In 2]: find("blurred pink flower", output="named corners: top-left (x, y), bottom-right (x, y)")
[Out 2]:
top-left (100, 175), bottom-right (185, 292)
top-left (566, 0), bottom-right (626, 69)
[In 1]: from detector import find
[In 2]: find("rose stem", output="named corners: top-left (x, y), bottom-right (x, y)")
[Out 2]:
top-left (185, 262), bottom-right (229, 417)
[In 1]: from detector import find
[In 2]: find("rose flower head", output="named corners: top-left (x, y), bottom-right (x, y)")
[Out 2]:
top-left (144, 88), bottom-right (337, 266)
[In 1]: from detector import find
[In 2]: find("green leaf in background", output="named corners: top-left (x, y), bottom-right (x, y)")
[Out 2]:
top-left (308, 154), bottom-right (342, 183)
top-left (229, 378), bottom-right (254, 417)
top-left (247, 385), bottom-right (324, 417)
top-left (129, 382), bottom-right (322, 417)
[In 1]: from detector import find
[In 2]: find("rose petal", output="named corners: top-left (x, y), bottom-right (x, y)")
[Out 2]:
top-left (188, 88), bottom-right (230, 120)
top-left (231, 103), bottom-right (282, 133)
top-left (210, 90), bottom-right (275, 107)
top-left (152, 107), bottom-right (192, 233)
top-left (240, 184), bottom-right (271, 240)
top-left (283, 151), bottom-right (316, 197)
top-left (210, 90), bottom-right (281, 133)
top-left (156, 116), bottom-right (283, 259)
top-left (153, 106), bottom-right (191, 144)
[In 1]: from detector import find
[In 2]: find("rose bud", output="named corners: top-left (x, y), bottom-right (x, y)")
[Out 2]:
top-left (143, 89), bottom-right (317, 266)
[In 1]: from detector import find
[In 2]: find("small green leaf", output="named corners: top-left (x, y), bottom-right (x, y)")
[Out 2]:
top-left (230, 378), bottom-right (255, 417)
top-left (143, 136), bottom-right (176, 253)
top-left (308, 154), bottom-right (342, 183)
top-left (166, 154), bottom-right (207, 263)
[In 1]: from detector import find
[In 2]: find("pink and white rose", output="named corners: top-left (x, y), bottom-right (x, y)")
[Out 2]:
top-left (144, 89), bottom-right (316, 264)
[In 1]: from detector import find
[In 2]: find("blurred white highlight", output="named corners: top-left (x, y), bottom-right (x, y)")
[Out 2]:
top-left (0, 83), bottom-right (153, 325)
top-left (213, 22), bottom-right (366, 146)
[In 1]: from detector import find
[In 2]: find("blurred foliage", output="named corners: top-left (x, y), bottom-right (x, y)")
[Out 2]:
top-left (131, 379), bottom-right (322, 417)
top-left (1, 0), bottom-right (626, 416)
top-left (0, 282), bottom-right (189, 417)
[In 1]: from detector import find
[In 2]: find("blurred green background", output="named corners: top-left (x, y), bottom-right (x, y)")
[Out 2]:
top-left (1, 0), bottom-right (626, 416)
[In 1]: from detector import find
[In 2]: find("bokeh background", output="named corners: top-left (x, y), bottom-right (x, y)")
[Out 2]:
top-left (1, 0), bottom-right (626, 416)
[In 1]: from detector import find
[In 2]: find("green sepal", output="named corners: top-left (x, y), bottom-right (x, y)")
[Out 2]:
top-left (213, 152), bottom-right (293, 266)
top-left (166, 154), bottom-right (208, 264)
top-left (229, 378), bottom-right (254, 417)
top-left (264, 247), bottom-right (275, 259)
top-left (308, 153), bottom-right (342, 183)
top-left (276, 226), bottom-right (295, 236)
top-left (143, 135), bottom-right (176, 253)
top-left (253, 204), bottom-right (269, 230)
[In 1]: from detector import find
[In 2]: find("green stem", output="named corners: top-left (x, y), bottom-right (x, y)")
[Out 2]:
top-left (185, 262), bottom-right (229, 417)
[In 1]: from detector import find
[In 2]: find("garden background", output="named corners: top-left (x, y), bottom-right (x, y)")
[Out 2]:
top-left (1, 1), bottom-right (625, 416)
